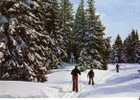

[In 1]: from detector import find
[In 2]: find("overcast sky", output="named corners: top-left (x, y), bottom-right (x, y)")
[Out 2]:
top-left (70, 0), bottom-right (140, 42)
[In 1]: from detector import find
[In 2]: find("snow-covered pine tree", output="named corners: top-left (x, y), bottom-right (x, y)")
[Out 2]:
top-left (130, 30), bottom-right (140, 63)
top-left (59, 0), bottom-right (74, 62)
top-left (43, 0), bottom-right (66, 69)
top-left (78, 0), bottom-right (109, 70)
top-left (136, 42), bottom-right (140, 63)
top-left (72, 0), bottom-right (87, 62)
top-left (122, 36), bottom-right (130, 63)
top-left (0, 0), bottom-right (66, 82)
top-left (104, 37), bottom-right (112, 64)
top-left (0, 0), bottom-right (51, 82)
top-left (123, 30), bottom-right (140, 63)
top-left (111, 34), bottom-right (124, 63)
top-left (135, 31), bottom-right (140, 63)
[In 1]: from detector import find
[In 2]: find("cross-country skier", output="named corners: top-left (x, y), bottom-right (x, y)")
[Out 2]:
top-left (87, 68), bottom-right (95, 85)
top-left (116, 64), bottom-right (120, 73)
top-left (71, 65), bottom-right (81, 92)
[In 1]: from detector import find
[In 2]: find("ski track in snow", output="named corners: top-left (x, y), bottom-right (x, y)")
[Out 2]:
top-left (46, 63), bottom-right (140, 98)
top-left (0, 63), bottom-right (140, 98)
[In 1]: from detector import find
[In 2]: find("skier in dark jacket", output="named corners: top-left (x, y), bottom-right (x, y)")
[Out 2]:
top-left (116, 64), bottom-right (120, 73)
top-left (87, 68), bottom-right (95, 85)
top-left (71, 65), bottom-right (81, 92)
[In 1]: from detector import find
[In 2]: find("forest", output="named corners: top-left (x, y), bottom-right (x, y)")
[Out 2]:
top-left (0, 0), bottom-right (139, 82)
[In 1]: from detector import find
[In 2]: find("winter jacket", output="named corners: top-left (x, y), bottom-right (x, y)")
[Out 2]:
top-left (116, 64), bottom-right (119, 68)
top-left (88, 70), bottom-right (94, 78)
top-left (71, 68), bottom-right (81, 76)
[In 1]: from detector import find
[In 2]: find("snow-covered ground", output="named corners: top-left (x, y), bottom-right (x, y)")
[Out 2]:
top-left (0, 63), bottom-right (140, 98)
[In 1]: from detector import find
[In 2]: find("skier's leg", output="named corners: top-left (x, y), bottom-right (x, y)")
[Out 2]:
top-left (92, 78), bottom-right (94, 85)
top-left (76, 76), bottom-right (78, 92)
top-left (74, 77), bottom-right (77, 92)
top-left (117, 67), bottom-right (119, 73)
top-left (72, 76), bottom-right (75, 91)
top-left (88, 78), bottom-right (91, 85)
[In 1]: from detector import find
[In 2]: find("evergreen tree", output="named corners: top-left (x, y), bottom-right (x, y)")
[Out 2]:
top-left (44, 0), bottom-right (66, 69)
top-left (78, 0), bottom-right (109, 70)
top-left (111, 34), bottom-right (124, 63)
top-left (0, 0), bottom-right (66, 82)
top-left (110, 30), bottom-right (140, 64)
top-left (135, 30), bottom-right (140, 63)
top-left (123, 30), bottom-right (140, 63)
top-left (59, 0), bottom-right (74, 62)
top-left (130, 30), bottom-right (140, 63)
top-left (72, 0), bottom-right (87, 61)
top-left (104, 37), bottom-right (112, 64)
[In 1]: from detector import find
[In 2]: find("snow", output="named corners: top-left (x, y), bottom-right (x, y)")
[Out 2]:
top-left (0, 81), bottom-right (59, 98)
top-left (0, 52), bottom-right (4, 59)
top-left (0, 63), bottom-right (140, 98)
top-left (0, 16), bottom-right (8, 25)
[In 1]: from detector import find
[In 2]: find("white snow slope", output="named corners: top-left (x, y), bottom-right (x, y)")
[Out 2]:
top-left (0, 63), bottom-right (140, 98)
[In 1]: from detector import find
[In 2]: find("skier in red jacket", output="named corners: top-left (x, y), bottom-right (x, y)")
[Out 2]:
top-left (71, 65), bottom-right (81, 92)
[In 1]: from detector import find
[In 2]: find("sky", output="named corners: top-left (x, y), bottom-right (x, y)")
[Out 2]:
top-left (70, 0), bottom-right (140, 42)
